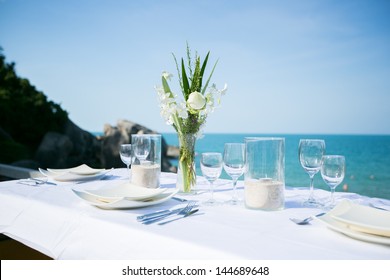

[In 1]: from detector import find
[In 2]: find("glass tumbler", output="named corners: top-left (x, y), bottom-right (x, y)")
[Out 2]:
top-left (131, 134), bottom-right (161, 188)
top-left (244, 137), bottom-right (285, 210)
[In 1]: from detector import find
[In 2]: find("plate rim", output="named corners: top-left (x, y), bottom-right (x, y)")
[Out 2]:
top-left (40, 168), bottom-right (110, 181)
top-left (47, 164), bottom-right (106, 175)
top-left (314, 201), bottom-right (390, 245)
top-left (83, 184), bottom-right (167, 201)
top-left (72, 188), bottom-right (179, 209)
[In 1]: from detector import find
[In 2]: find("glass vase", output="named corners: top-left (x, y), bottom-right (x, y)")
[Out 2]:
top-left (176, 133), bottom-right (197, 193)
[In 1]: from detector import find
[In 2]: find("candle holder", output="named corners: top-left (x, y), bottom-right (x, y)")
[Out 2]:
top-left (244, 137), bottom-right (285, 210)
top-left (131, 134), bottom-right (161, 188)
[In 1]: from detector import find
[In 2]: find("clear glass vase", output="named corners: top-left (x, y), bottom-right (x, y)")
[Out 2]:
top-left (176, 133), bottom-right (197, 193)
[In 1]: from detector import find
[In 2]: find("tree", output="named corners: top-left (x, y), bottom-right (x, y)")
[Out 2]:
top-left (0, 47), bottom-right (69, 163)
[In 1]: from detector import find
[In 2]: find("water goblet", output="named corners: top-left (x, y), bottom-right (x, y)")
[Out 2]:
top-left (200, 152), bottom-right (223, 206)
top-left (223, 143), bottom-right (245, 205)
top-left (321, 155), bottom-right (345, 209)
top-left (133, 135), bottom-right (151, 164)
top-left (119, 144), bottom-right (133, 181)
top-left (299, 139), bottom-right (325, 207)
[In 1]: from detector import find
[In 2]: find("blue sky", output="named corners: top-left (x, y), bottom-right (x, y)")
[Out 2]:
top-left (1, 0), bottom-right (389, 134)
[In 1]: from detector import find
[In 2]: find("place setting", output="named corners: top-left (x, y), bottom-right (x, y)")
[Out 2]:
top-left (71, 134), bottom-right (196, 213)
top-left (38, 164), bottom-right (111, 182)
top-left (71, 184), bottom-right (179, 210)
top-left (313, 200), bottom-right (390, 245)
top-left (289, 138), bottom-right (390, 245)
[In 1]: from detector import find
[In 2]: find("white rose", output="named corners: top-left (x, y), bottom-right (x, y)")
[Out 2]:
top-left (187, 91), bottom-right (206, 110)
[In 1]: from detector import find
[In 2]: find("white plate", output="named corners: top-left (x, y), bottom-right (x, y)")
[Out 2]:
top-left (83, 182), bottom-right (167, 201)
top-left (315, 200), bottom-right (390, 245)
top-left (72, 188), bottom-right (179, 209)
top-left (331, 201), bottom-right (390, 237)
top-left (39, 168), bottom-right (110, 182)
top-left (47, 164), bottom-right (106, 175)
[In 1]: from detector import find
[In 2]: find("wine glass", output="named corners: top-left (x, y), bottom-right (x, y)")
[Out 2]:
top-left (223, 143), bottom-right (245, 205)
top-left (321, 155), bottom-right (345, 209)
top-left (299, 139), bottom-right (325, 207)
top-left (132, 135), bottom-right (151, 164)
top-left (119, 144), bottom-right (133, 181)
top-left (200, 152), bottom-right (223, 206)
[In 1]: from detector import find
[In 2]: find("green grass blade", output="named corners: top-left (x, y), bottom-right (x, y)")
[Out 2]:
top-left (181, 58), bottom-right (190, 98)
top-left (199, 51), bottom-right (210, 89)
top-left (201, 59), bottom-right (218, 95)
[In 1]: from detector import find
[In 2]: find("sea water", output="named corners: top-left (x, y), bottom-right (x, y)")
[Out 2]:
top-left (162, 133), bottom-right (390, 200)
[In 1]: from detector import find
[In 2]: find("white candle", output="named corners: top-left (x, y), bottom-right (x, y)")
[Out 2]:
top-left (131, 163), bottom-right (160, 188)
top-left (244, 178), bottom-right (284, 210)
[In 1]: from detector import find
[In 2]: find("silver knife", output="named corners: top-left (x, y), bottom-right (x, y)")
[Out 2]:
top-left (137, 207), bottom-right (186, 221)
top-left (158, 209), bottom-right (201, 225)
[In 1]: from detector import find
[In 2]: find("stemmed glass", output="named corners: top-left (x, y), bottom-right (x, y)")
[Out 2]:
top-left (299, 139), bottom-right (325, 207)
top-left (133, 136), bottom-right (151, 164)
top-left (200, 152), bottom-right (223, 206)
top-left (223, 143), bottom-right (245, 205)
top-left (119, 144), bottom-right (133, 181)
top-left (321, 155), bottom-right (345, 209)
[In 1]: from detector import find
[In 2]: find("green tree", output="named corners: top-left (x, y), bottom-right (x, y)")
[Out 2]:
top-left (0, 47), bottom-right (69, 162)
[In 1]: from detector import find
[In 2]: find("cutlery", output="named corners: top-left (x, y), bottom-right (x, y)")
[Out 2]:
top-left (142, 201), bottom-right (197, 225)
top-left (158, 209), bottom-right (201, 225)
top-left (369, 202), bottom-right (390, 211)
top-left (137, 206), bottom-right (187, 221)
top-left (171, 197), bottom-right (188, 202)
top-left (18, 178), bottom-right (56, 186)
top-left (290, 212), bottom-right (326, 225)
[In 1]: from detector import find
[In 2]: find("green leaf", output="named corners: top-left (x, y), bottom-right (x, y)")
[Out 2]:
top-left (181, 58), bottom-right (190, 98)
top-left (199, 51), bottom-right (210, 90)
top-left (201, 59), bottom-right (219, 95)
top-left (162, 76), bottom-right (173, 97)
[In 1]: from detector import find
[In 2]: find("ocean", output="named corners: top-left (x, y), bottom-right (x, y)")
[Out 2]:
top-left (162, 133), bottom-right (390, 200)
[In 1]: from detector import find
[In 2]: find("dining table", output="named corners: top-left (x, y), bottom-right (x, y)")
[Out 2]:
top-left (0, 168), bottom-right (389, 260)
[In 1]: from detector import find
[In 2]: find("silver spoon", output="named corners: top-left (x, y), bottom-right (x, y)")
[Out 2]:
top-left (290, 212), bottom-right (326, 225)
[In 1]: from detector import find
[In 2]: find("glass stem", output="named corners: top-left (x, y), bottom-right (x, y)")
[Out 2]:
top-left (308, 174), bottom-right (315, 201)
top-left (330, 187), bottom-right (335, 206)
top-left (232, 178), bottom-right (238, 201)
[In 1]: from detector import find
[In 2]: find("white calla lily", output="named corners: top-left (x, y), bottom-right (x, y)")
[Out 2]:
top-left (187, 91), bottom-right (206, 110)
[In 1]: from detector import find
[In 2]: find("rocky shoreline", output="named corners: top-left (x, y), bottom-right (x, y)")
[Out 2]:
top-left (5, 118), bottom-right (178, 174)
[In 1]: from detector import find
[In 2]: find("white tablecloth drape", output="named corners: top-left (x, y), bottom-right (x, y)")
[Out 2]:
top-left (0, 169), bottom-right (389, 259)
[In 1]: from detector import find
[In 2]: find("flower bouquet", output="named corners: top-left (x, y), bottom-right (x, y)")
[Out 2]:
top-left (155, 44), bottom-right (227, 193)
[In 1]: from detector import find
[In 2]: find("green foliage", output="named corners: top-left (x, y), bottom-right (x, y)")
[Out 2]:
top-left (0, 48), bottom-right (69, 163)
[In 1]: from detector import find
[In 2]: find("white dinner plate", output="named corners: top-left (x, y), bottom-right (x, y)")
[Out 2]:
top-left (72, 188), bottom-right (179, 209)
top-left (39, 168), bottom-right (110, 182)
top-left (47, 164), bottom-right (106, 175)
top-left (315, 200), bottom-right (390, 245)
top-left (331, 201), bottom-right (390, 237)
top-left (83, 182), bottom-right (167, 201)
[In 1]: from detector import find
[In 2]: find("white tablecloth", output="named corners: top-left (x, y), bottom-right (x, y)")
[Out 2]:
top-left (0, 169), bottom-right (389, 259)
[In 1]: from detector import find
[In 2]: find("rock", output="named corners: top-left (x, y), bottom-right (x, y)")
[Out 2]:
top-left (34, 119), bottom-right (101, 169)
top-left (101, 119), bottom-right (175, 172)
top-left (35, 132), bottom-right (72, 168)
top-left (62, 119), bottom-right (101, 167)
top-left (8, 117), bottom-right (176, 174)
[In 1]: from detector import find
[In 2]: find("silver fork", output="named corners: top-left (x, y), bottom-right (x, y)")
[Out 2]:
top-left (18, 178), bottom-right (52, 186)
top-left (142, 201), bottom-right (197, 225)
top-left (158, 209), bottom-right (201, 225)
top-left (290, 212), bottom-right (326, 225)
